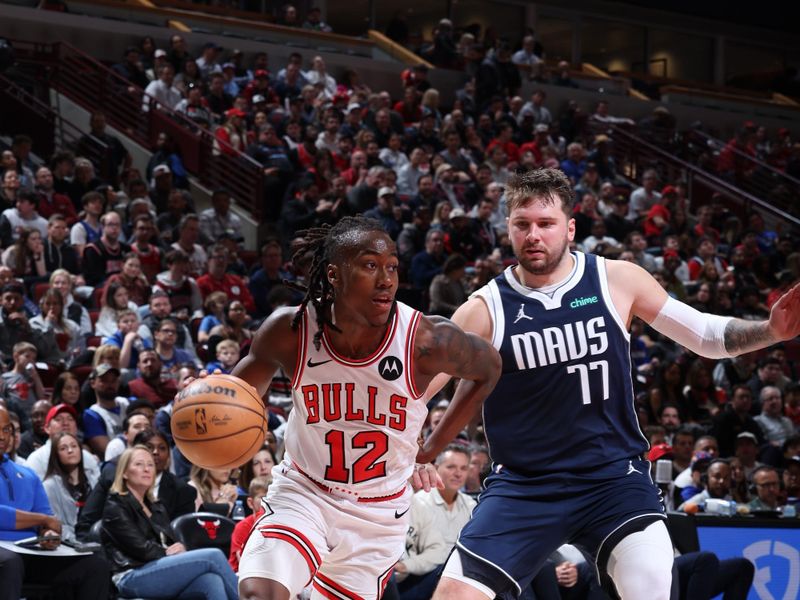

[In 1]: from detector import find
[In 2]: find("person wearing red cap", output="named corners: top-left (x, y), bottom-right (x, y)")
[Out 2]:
top-left (25, 403), bottom-right (101, 484)
top-left (243, 69), bottom-right (280, 106)
top-left (643, 186), bottom-right (676, 245)
top-left (214, 108), bottom-right (246, 156)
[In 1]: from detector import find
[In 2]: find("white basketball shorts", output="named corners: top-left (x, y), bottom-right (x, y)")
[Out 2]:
top-left (238, 462), bottom-right (411, 600)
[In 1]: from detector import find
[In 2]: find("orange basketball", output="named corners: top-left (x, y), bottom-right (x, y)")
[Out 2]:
top-left (171, 374), bottom-right (267, 470)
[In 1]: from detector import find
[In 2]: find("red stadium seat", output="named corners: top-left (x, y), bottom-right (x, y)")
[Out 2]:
top-left (91, 287), bottom-right (103, 308)
top-left (88, 309), bottom-right (100, 327)
top-left (33, 282), bottom-right (50, 303)
top-left (36, 364), bottom-right (63, 388)
top-left (87, 335), bottom-right (102, 348)
top-left (69, 365), bottom-right (93, 386)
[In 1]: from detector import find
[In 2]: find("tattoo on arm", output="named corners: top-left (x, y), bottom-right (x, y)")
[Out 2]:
top-left (724, 319), bottom-right (774, 355)
top-left (416, 321), bottom-right (473, 373)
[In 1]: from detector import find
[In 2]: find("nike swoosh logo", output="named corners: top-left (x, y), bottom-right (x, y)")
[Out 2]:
top-left (394, 507), bottom-right (410, 519)
top-left (307, 358), bottom-right (333, 368)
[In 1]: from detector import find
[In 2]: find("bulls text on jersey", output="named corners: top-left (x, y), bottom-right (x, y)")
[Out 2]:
top-left (300, 383), bottom-right (408, 432)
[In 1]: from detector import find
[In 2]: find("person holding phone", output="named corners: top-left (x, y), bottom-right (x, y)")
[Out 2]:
top-left (0, 406), bottom-right (109, 600)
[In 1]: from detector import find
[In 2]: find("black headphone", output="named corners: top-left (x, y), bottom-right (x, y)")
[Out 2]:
top-left (749, 465), bottom-right (777, 495)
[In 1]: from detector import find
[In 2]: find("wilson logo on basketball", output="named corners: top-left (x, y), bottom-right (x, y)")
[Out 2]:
top-left (178, 384), bottom-right (237, 401)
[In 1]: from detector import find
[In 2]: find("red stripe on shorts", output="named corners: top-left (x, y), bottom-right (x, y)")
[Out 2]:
top-left (378, 565), bottom-right (394, 598)
top-left (259, 525), bottom-right (321, 582)
top-left (314, 571), bottom-right (365, 600)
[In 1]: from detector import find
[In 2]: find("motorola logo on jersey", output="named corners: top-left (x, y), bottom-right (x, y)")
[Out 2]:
top-left (378, 356), bottom-right (403, 381)
top-left (510, 316), bottom-right (609, 370)
top-left (569, 295), bottom-right (598, 309)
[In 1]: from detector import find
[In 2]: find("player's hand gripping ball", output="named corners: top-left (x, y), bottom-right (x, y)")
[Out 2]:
top-left (171, 374), bottom-right (267, 470)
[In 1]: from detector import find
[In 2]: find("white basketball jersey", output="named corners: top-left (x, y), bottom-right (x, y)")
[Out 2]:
top-left (285, 302), bottom-right (429, 499)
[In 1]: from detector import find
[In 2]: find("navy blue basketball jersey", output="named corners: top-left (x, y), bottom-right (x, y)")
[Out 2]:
top-left (473, 252), bottom-right (647, 476)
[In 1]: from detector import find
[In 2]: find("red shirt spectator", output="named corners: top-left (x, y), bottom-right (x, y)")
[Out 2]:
top-left (35, 166), bottom-right (78, 225)
top-left (196, 245), bottom-right (256, 313)
top-left (128, 349), bottom-right (178, 409)
top-left (214, 109), bottom-right (247, 157)
top-left (486, 124), bottom-right (520, 164)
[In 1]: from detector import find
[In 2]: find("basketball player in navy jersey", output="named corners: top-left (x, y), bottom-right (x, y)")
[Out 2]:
top-left (229, 216), bottom-right (501, 600)
top-left (425, 169), bottom-right (800, 600)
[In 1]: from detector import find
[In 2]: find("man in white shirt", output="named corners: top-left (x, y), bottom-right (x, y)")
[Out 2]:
top-left (628, 169), bottom-right (661, 220)
top-left (395, 445), bottom-right (476, 599)
top-left (0, 192), bottom-right (48, 243)
top-left (412, 445), bottom-right (477, 550)
top-left (511, 35), bottom-right (542, 79)
top-left (755, 387), bottom-right (795, 446)
top-left (195, 42), bottom-right (222, 80)
top-left (397, 148), bottom-right (429, 196)
top-left (521, 90), bottom-right (552, 126)
top-left (143, 64), bottom-right (183, 112)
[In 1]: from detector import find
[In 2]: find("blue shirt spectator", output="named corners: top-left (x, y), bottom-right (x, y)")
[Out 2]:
top-left (0, 455), bottom-right (52, 541)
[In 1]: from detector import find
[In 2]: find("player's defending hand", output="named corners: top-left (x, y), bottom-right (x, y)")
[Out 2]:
top-left (768, 282), bottom-right (800, 341)
top-left (411, 463), bottom-right (444, 492)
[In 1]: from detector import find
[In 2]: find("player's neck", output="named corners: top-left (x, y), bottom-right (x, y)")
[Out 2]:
top-left (325, 305), bottom-right (391, 360)
top-left (514, 252), bottom-right (575, 289)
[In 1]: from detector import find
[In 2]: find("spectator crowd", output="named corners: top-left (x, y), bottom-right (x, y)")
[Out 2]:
top-left (0, 18), bottom-right (798, 600)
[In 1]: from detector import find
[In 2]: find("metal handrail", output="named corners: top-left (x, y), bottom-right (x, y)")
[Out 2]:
top-left (0, 72), bottom-right (113, 172)
top-left (9, 38), bottom-right (265, 219)
top-left (688, 128), bottom-right (800, 187)
top-left (599, 123), bottom-right (800, 230)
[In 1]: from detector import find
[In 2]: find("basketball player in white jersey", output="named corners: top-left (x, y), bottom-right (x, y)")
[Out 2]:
top-left (426, 169), bottom-right (800, 600)
top-left (232, 217), bottom-right (501, 600)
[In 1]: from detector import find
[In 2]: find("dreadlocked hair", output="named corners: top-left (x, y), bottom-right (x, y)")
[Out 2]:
top-left (287, 216), bottom-right (387, 350)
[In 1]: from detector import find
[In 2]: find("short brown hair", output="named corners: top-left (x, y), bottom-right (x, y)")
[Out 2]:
top-left (505, 168), bottom-right (574, 216)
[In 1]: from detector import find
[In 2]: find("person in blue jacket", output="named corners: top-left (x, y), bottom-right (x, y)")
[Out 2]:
top-left (0, 406), bottom-right (109, 600)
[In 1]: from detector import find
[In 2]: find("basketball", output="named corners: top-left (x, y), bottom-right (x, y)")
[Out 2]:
top-left (171, 374), bottom-right (267, 470)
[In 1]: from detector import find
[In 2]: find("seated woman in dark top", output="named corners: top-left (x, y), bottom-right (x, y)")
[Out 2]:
top-left (101, 445), bottom-right (237, 600)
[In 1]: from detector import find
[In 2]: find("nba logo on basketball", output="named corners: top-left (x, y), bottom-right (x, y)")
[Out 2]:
top-left (194, 408), bottom-right (208, 434)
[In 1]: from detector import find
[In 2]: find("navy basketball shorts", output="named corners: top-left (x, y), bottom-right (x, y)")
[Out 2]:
top-left (454, 456), bottom-right (666, 598)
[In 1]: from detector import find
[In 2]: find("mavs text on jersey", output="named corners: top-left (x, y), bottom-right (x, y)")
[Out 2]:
top-left (473, 251), bottom-right (649, 476)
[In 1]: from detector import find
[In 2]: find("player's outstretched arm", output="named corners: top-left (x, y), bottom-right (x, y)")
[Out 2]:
top-left (231, 306), bottom-right (299, 400)
top-left (724, 282), bottom-right (800, 354)
top-left (413, 313), bottom-right (501, 464)
top-left (615, 260), bottom-right (800, 358)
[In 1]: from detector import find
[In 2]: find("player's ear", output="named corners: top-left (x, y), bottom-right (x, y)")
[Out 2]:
top-left (327, 264), bottom-right (339, 287)
top-left (567, 216), bottom-right (576, 241)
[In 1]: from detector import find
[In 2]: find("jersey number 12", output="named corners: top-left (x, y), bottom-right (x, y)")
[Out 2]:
top-left (324, 430), bottom-right (389, 484)
top-left (566, 360), bottom-right (609, 405)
